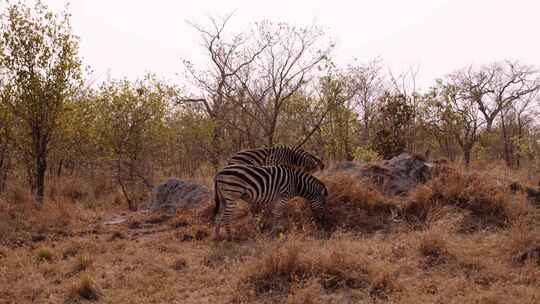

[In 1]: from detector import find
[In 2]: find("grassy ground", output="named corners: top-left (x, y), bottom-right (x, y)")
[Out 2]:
top-left (1, 164), bottom-right (539, 303)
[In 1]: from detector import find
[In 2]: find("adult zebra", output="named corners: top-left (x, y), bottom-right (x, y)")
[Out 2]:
top-left (213, 164), bottom-right (328, 240)
top-left (226, 145), bottom-right (324, 173)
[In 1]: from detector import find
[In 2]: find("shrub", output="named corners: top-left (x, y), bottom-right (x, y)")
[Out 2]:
top-left (36, 247), bottom-right (54, 263)
top-left (405, 167), bottom-right (526, 230)
top-left (237, 237), bottom-right (396, 300)
top-left (72, 255), bottom-right (93, 273)
top-left (418, 230), bottom-right (453, 268)
top-left (320, 173), bottom-right (396, 233)
top-left (173, 258), bottom-right (187, 271)
top-left (509, 225), bottom-right (540, 266)
top-left (66, 275), bottom-right (102, 302)
top-left (353, 147), bottom-right (381, 163)
top-left (63, 242), bottom-right (81, 259)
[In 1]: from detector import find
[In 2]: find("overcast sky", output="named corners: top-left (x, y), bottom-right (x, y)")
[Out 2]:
top-left (40, 0), bottom-right (540, 90)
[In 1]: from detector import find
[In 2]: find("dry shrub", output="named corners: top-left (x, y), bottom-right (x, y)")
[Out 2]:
top-left (320, 173), bottom-right (396, 233)
top-left (418, 229), bottom-right (453, 268)
top-left (2, 181), bottom-right (32, 205)
top-left (0, 199), bottom-right (25, 243)
top-left (369, 263), bottom-right (400, 299)
top-left (108, 230), bottom-right (125, 241)
top-left (31, 200), bottom-right (76, 235)
top-left (508, 224), bottom-right (540, 266)
top-left (63, 241), bottom-right (82, 259)
top-left (307, 247), bottom-right (370, 291)
top-left (145, 213), bottom-right (172, 225)
top-left (47, 176), bottom-right (92, 204)
top-left (406, 167), bottom-right (526, 230)
top-left (36, 247), bottom-right (54, 263)
top-left (196, 203), bottom-right (217, 224)
top-left (238, 236), bottom-right (398, 300)
top-left (204, 242), bottom-right (254, 269)
top-left (172, 258), bottom-right (187, 271)
top-left (89, 175), bottom-right (115, 200)
top-left (286, 279), bottom-right (321, 304)
top-left (72, 255), bottom-right (93, 273)
top-left (66, 275), bottom-right (102, 303)
top-left (245, 241), bottom-right (303, 295)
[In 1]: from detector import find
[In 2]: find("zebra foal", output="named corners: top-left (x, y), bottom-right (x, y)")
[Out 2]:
top-left (213, 164), bottom-right (328, 240)
top-left (227, 145), bottom-right (324, 173)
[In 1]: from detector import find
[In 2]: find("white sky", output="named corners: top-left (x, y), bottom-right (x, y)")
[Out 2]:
top-left (40, 0), bottom-right (540, 90)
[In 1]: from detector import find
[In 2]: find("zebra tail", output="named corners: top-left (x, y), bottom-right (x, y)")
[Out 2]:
top-left (212, 178), bottom-right (220, 221)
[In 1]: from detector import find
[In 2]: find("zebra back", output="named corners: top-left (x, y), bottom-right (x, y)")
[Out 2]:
top-left (226, 145), bottom-right (324, 173)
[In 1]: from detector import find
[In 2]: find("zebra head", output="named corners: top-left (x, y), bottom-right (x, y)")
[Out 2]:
top-left (310, 179), bottom-right (328, 223)
top-left (294, 148), bottom-right (325, 173)
top-left (310, 177), bottom-right (328, 206)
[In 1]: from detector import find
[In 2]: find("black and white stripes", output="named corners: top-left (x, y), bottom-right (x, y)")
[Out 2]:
top-left (213, 164), bottom-right (328, 240)
top-left (227, 145), bottom-right (324, 173)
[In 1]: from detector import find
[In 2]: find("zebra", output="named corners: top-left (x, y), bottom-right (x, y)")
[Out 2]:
top-left (212, 164), bottom-right (328, 240)
top-left (226, 145), bottom-right (324, 174)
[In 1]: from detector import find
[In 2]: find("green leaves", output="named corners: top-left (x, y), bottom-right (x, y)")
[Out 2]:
top-left (0, 0), bottom-right (81, 203)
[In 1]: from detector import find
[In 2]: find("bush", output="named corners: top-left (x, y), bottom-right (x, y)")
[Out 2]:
top-left (237, 237), bottom-right (397, 301)
top-left (72, 255), bottom-right (93, 273)
top-left (66, 275), bottom-right (102, 302)
top-left (36, 247), bottom-right (54, 263)
top-left (353, 147), bottom-right (381, 163)
top-left (320, 173), bottom-right (396, 233)
top-left (405, 166), bottom-right (527, 230)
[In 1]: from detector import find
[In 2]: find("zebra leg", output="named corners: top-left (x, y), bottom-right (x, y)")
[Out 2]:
top-left (213, 213), bottom-right (222, 241)
top-left (221, 199), bottom-right (237, 241)
top-left (271, 198), bottom-right (288, 237)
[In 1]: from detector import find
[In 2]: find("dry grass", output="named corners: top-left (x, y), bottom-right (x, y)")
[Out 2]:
top-left (405, 166), bottom-right (532, 231)
top-left (35, 246), bottom-right (55, 263)
top-left (508, 224), bottom-right (540, 266)
top-left (0, 163), bottom-right (539, 303)
top-left (66, 275), bottom-right (102, 303)
top-left (72, 254), bottom-right (94, 273)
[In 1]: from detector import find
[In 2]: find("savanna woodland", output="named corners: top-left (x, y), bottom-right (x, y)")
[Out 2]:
top-left (1, 1), bottom-right (540, 303)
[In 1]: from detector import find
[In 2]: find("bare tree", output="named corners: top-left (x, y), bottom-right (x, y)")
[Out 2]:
top-left (347, 58), bottom-right (385, 143)
top-left (182, 14), bottom-right (270, 168)
top-left (451, 61), bottom-right (539, 132)
top-left (490, 61), bottom-right (539, 166)
top-left (230, 21), bottom-right (334, 146)
top-left (431, 81), bottom-right (484, 167)
top-left (502, 90), bottom-right (539, 168)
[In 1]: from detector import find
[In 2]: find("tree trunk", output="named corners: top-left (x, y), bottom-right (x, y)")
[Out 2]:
top-left (57, 159), bottom-right (64, 177)
top-left (500, 113), bottom-right (512, 168)
top-left (34, 149), bottom-right (47, 207)
top-left (0, 147), bottom-right (8, 193)
top-left (463, 145), bottom-right (472, 168)
top-left (210, 131), bottom-right (222, 170)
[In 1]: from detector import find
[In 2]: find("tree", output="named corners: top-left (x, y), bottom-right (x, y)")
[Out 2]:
top-left (0, 1), bottom-right (82, 206)
top-left (490, 61), bottom-right (539, 166)
top-left (347, 58), bottom-right (385, 144)
top-left (429, 81), bottom-right (483, 167)
top-left (0, 101), bottom-right (12, 192)
top-left (182, 14), bottom-right (270, 168)
top-left (232, 21), bottom-right (333, 146)
top-left (451, 61), bottom-right (539, 132)
top-left (95, 75), bottom-right (174, 210)
top-left (370, 92), bottom-right (415, 159)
